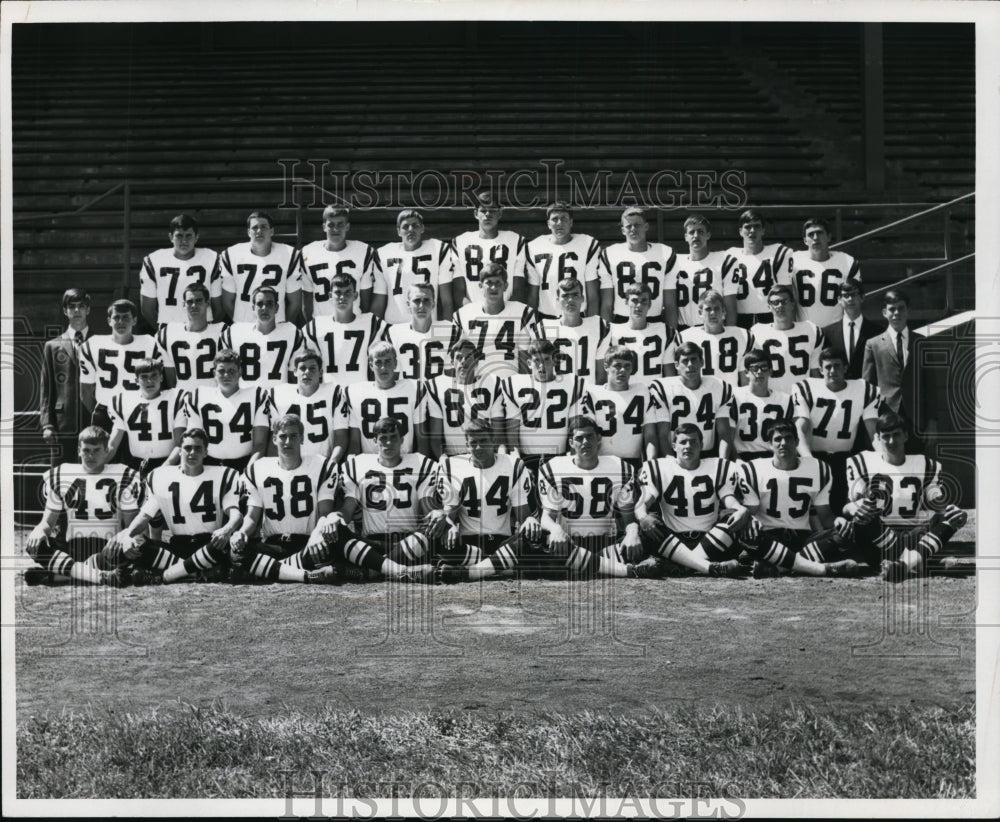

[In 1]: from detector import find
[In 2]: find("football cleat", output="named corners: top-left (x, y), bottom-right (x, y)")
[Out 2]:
top-left (631, 556), bottom-right (667, 579)
top-left (881, 559), bottom-right (915, 583)
top-left (751, 560), bottom-right (780, 579)
top-left (434, 561), bottom-right (469, 585)
top-left (708, 559), bottom-right (749, 579)
top-left (122, 535), bottom-right (148, 564)
top-left (304, 565), bottom-right (343, 585)
top-left (128, 567), bottom-right (164, 587)
top-left (99, 568), bottom-right (129, 588)
top-left (825, 559), bottom-right (862, 578)
top-left (23, 568), bottom-right (54, 586)
top-left (401, 563), bottom-right (437, 583)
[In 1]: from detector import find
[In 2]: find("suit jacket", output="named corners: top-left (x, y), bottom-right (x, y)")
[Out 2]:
top-left (39, 336), bottom-right (83, 436)
top-left (822, 316), bottom-right (884, 380)
top-left (861, 327), bottom-right (919, 419)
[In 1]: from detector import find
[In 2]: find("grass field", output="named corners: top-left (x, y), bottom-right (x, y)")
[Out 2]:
top-left (13, 525), bottom-right (978, 800)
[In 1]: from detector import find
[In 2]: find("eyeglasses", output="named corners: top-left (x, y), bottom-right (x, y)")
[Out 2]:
top-left (746, 364), bottom-right (771, 374)
top-left (768, 298), bottom-right (791, 308)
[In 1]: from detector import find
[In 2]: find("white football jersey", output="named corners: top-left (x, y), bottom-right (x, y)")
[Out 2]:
top-left (156, 322), bottom-right (225, 391)
top-left (609, 321), bottom-right (679, 384)
top-left (449, 230), bottom-right (532, 302)
top-left (218, 242), bottom-right (302, 323)
top-left (788, 251), bottom-right (861, 328)
top-left (651, 375), bottom-right (734, 452)
top-left (749, 321), bottom-right (824, 394)
top-left (451, 301), bottom-right (541, 378)
top-left (539, 455), bottom-right (636, 537)
top-left (376, 238), bottom-right (452, 324)
top-left (540, 316), bottom-right (611, 382)
top-left (739, 457), bottom-right (832, 531)
top-left (437, 453), bottom-right (532, 537)
top-left (501, 374), bottom-right (587, 457)
top-left (298, 239), bottom-right (379, 314)
top-left (639, 456), bottom-right (739, 534)
top-left (43, 463), bottom-right (142, 541)
top-left (141, 464), bottom-right (242, 537)
top-left (598, 241), bottom-right (678, 319)
top-left (338, 379), bottom-right (425, 454)
top-left (845, 450), bottom-right (942, 527)
top-left (339, 452), bottom-right (438, 537)
top-left (673, 250), bottom-right (736, 327)
top-left (269, 383), bottom-right (342, 457)
top-left (678, 325), bottom-right (753, 388)
top-left (139, 247), bottom-right (221, 324)
top-left (729, 387), bottom-right (794, 455)
top-left (584, 382), bottom-right (663, 460)
top-left (219, 322), bottom-right (304, 386)
top-left (109, 388), bottom-right (186, 459)
top-left (78, 334), bottom-right (163, 408)
top-left (385, 321), bottom-right (450, 382)
top-left (526, 233), bottom-right (601, 316)
top-left (793, 378), bottom-right (880, 454)
top-left (302, 313), bottom-right (386, 385)
top-left (722, 244), bottom-right (794, 316)
top-left (182, 385), bottom-right (271, 461)
top-left (423, 374), bottom-right (505, 456)
top-left (244, 454), bottom-right (337, 537)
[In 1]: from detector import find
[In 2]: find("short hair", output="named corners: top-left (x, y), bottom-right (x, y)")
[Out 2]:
top-left (213, 349), bottom-right (242, 370)
top-left (407, 282), bottom-right (436, 300)
top-left (246, 210), bottom-right (274, 229)
top-left (330, 272), bottom-right (358, 291)
top-left (180, 428), bottom-right (209, 448)
top-left (674, 341), bottom-right (704, 363)
top-left (767, 284), bottom-right (797, 304)
top-left (883, 288), bottom-right (910, 308)
top-left (802, 217), bottom-right (830, 235)
top-left (182, 282), bottom-right (211, 303)
top-left (480, 261), bottom-right (508, 283)
top-left (293, 349), bottom-right (323, 370)
top-left (698, 288), bottom-right (725, 309)
top-left (462, 418), bottom-right (494, 438)
top-left (546, 201), bottom-right (573, 219)
top-left (624, 283), bottom-right (653, 301)
top-left (272, 413), bottom-right (305, 437)
top-left (523, 338), bottom-right (556, 359)
top-left (368, 341), bottom-right (397, 361)
top-left (568, 415), bottom-right (602, 438)
top-left (738, 209), bottom-right (765, 227)
top-left (133, 357), bottom-right (164, 377)
top-left (61, 288), bottom-right (91, 309)
top-left (603, 345), bottom-right (638, 370)
top-left (765, 419), bottom-right (798, 443)
top-left (107, 299), bottom-right (138, 319)
top-left (620, 206), bottom-right (646, 224)
top-left (556, 277), bottom-right (584, 296)
top-left (671, 423), bottom-right (703, 443)
top-left (251, 285), bottom-right (279, 305)
top-left (396, 208), bottom-right (423, 227)
top-left (449, 336), bottom-right (481, 358)
top-left (742, 348), bottom-right (772, 370)
top-left (819, 347), bottom-right (847, 366)
top-left (473, 191), bottom-right (501, 210)
top-left (838, 278), bottom-right (864, 297)
top-left (875, 411), bottom-right (907, 434)
top-left (683, 214), bottom-right (711, 232)
top-left (322, 205), bottom-right (351, 221)
top-left (77, 425), bottom-right (109, 448)
top-left (372, 416), bottom-right (403, 438)
top-left (169, 213), bottom-right (199, 234)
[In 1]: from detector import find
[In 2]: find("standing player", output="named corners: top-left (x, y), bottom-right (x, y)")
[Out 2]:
top-left (157, 283), bottom-right (226, 393)
top-left (301, 272), bottom-right (387, 385)
top-left (139, 213), bottom-right (222, 328)
top-left (450, 262), bottom-right (541, 378)
top-left (678, 289), bottom-right (753, 388)
top-left (721, 209), bottom-right (793, 329)
top-left (25, 426), bottom-right (140, 586)
top-left (79, 299), bottom-right (162, 433)
top-left (789, 217), bottom-right (861, 328)
top-left (540, 277), bottom-right (611, 385)
top-left (673, 215), bottom-right (738, 331)
top-left (750, 284), bottom-right (824, 394)
top-left (584, 346), bottom-right (660, 467)
top-left (218, 210), bottom-right (302, 324)
top-left (107, 358), bottom-right (186, 474)
top-left (449, 193), bottom-right (533, 306)
top-left (385, 283), bottom-right (450, 382)
top-left (269, 351), bottom-right (342, 459)
top-left (219, 285), bottom-right (304, 388)
top-left (177, 349), bottom-right (270, 470)
top-left (598, 206), bottom-right (677, 326)
top-left (526, 202), bottom-right (602, 319)
top-left (299, 205), bottom-right (381, 319)
top-left (730, 349), bottom-right (794, 460)
top-left (40, 288), bottom-right (91, 465)
top-left (376, 209), bottom-right (453, 322)
top-left (609, 283), bottom-right (679, 384)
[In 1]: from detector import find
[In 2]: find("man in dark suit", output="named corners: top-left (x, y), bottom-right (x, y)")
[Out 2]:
top-left (822, 279), bottom-right (883, 380)
top-left (39, 288), bottom-right (91, 465)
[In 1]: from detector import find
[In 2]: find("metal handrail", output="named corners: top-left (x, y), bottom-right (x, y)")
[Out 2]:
top-left (11, 182), bottom-right (125, 223)
top-left (830, 192), bottom-right (974, 250)
top-left (865, 253), bottom-right (975, 299)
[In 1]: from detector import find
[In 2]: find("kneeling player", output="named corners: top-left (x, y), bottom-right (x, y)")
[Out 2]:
top-left (845, 412), bottom-right (968, 581)
top-left (25, 426), bottom-right (140, 585)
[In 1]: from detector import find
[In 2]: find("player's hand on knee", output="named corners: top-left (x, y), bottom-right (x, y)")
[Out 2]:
top-left (621, 524), bottom-right (643, 562)
top-left (423, 510), bottom-right (452, 540)
top-left (445, 524), bottom-right (460, 554)
top-left (834, 516), bottom-right (854, 539)
top-left (25, 525), bottom-right (49, 557)
top-left (319, 512), bottom-right (347, 541)
top-left (744, 516), bottom-right (762, 542)
top-left (638, 514), bottom-right (668, 545)
top-left (854, 497), bottom-right (880, 525)
top-left (519, 516), bottom-right (542, 542)
top-left (546, 527), bottom-right (570, 556)
top-left (210, 526), bottom-right (233, 550)
top-left (943, 505), bottom-right (968, 528)
top-left (229, 531), bottom-right (248, 555)
top-left (726, 505), bottom-right (751, 532)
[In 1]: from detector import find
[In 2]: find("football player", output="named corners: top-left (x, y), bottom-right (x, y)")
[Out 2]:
top-left (139, 213), bottom-right (222, 328)
top-left (449, 192), bottom-right (533, 306)
top-left (301, 272), bottom-right (387, 385)
top-left (672, 215), bottom-right (738, 331)
top-left (679, 289), bottom-right (753, 388)
top-left (79, 299), bottom-right (162, 433)
top-left (376, 209), bottom-right (453, 322)
top-left (219, 285), bottom-right (304, 387)
top-left (218, 210), bottom-right (302, 324)
top-left (730, 348), bottom-right (794, 460)
top-left (650, 342), bottom-right (735, 459)
top-left (598, 206), bottom-right (677, 326)
top-left (526, 202), bottom-right (602, 319)
top-left (450, 261), bottom-right (541, 378)
top-left (385, 282), bottom-right (450, 382)
top-left (749, 284), bottom-right (824, 394)
top-left (540, 277), bottom-right (611, 384)
top-left (789, 217), bottom-right (861, 328)
top-left (269, 350), bottom-right (342, 459)
top-left (176, 349), bottom-right (270, 471)
top-left (634, 424), bottom-right (749, 577)
top-left (298, 205), bottom-right (380, 319)
top-left (25, 426), bottom-right (140, 586)
top-left (721, 209), bottom-right (793, 329)
top-left (157, 282), bottom-right (226, 392)
top-left (608, 283), bottom-right (679, 384)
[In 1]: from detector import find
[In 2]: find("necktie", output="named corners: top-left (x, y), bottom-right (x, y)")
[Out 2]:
top-left (896, 331), bottom-right (905, 368)
top-left (73, 330), bottom-right (84, 351)
top-left (848, 321), bottom-right (856, 365)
